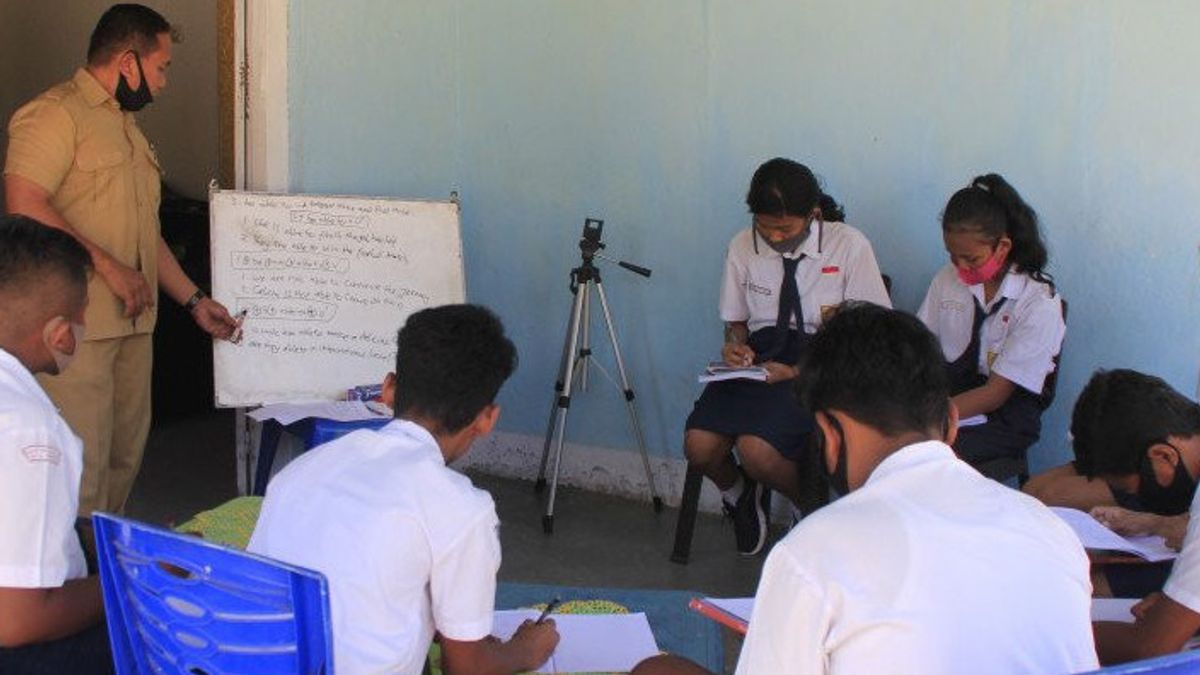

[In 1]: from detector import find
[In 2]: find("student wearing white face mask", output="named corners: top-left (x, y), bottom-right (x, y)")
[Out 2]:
top-left (917, 173), bottom-right (1065, 472)
top-left (0, 215), bottom-right (112, 673)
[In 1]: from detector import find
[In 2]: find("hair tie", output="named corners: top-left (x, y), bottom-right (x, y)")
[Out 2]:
top-left (973, 181), bottom-right (990, 193)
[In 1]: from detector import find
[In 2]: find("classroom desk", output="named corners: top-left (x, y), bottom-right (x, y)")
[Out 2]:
top-left (252, 416), bottom-right (391, 496)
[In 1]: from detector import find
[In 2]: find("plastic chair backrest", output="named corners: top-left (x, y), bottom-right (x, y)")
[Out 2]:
top-left (304, 417), bottom-right (391, 450)
top-left (1077, 649), bottom-right (1200, 674)
top-left (92, 513), bottom-right (334, 675)
top-left (1039, 297), bottom-right (1069, 410)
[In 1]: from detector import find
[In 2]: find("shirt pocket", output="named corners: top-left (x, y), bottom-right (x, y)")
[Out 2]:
top-left (72, 147), bottom-right (133, 236)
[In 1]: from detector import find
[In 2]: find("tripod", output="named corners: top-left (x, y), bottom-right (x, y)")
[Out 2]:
top-left (535, 219), bottom-right (663, 533)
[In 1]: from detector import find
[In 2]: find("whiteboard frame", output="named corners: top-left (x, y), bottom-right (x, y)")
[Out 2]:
top-left (209, 186), bottom-right (466, 408)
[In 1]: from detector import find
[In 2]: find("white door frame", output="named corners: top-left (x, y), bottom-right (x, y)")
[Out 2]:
top-left (232, 0), bottom-right (289, 493)
top-left (234, 0), bottom-right (289, 192)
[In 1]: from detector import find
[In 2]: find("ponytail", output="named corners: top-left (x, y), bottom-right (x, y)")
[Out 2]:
top-left (817, 193), bottom-right (845, 222)
top-left (942, 173), bottom-right (1054, 291)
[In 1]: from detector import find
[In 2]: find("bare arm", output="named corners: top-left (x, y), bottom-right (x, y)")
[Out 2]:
top-left (440, 620), bottom-right (558, 675)
top-left (5, 173), bottom-right (153, 318)
top-left (156, 238), bottom-right (238, 339)
top-left (0, 577), bottom-right (103, 647)
top-left (1024, 463), bottom-right (1118, 510)
top-left (1094, 594), bottom-right (1200, 664)
top-left (952, 372), bottom-right (1017, 419)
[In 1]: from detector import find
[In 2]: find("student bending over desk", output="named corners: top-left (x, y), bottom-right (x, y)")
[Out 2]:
top-left (1033, 369), bottom-right (1200, 664)
top-left (1027, 370), bottom-right (1196, 600)
top-left (249, 305), bottom-right (557, 674)
top-left (636, 303), bottom-right (1098, 675)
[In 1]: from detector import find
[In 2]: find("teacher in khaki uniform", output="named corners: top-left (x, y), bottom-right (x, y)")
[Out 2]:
top-left (4, 4), bottom-right (237, 517)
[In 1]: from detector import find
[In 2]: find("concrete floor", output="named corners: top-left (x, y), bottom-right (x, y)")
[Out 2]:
top-left (126, 409), bottom-right (768, 598)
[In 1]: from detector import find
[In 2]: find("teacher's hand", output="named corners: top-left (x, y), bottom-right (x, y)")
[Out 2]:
top-left (192, 297), bottom-right (239, 340)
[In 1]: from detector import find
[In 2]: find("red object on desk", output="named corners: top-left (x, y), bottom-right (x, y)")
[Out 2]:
top-left (689, 598), bottom-right (749, 635)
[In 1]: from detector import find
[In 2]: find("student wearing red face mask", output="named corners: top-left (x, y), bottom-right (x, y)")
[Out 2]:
top-left (916, 174), bottom-right (1064, 471)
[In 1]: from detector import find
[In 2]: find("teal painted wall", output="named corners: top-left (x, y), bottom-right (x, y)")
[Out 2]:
top-left (290, 1), bottom-right (1200, 471)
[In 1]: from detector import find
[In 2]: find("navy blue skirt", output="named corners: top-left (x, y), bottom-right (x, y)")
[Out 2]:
top-left (685, 328), bottom-right (814, 461)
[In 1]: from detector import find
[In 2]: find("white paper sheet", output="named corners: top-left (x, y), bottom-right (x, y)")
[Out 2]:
top-left (1091, 598), bottom-right (1138, 623)
top-left (957, 414), bottom-right (988, 428)
top-left (491, 610), bottom-right (660, 673)
top-left (245, 400), bottom-right (385, 426)
top-left (1050, 507), bottom-right (1177, 562)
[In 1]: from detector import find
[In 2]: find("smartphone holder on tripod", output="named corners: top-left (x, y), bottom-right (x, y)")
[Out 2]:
top-left (535, 218), bottom-right (663, 533)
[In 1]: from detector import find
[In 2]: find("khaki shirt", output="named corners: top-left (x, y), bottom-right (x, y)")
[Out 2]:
top-left (5, 68), bottom-right (162, 339)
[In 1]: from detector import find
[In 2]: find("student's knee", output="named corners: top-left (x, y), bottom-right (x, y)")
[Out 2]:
top-left (736, 435), bottom-right (792, 479)
top-left (683, 429), bottom-right (732, 467)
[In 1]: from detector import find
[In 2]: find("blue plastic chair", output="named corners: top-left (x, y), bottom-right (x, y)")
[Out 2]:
top-left (92, 513), bottom-right (334, 674)
top-left (253, 417), bottom-right (391, 495)
top-left (1078, 650), bottom-right (1200, 674)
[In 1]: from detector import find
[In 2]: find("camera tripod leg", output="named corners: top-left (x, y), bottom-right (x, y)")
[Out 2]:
top-left (541, 282), bottom-right (587, 533)
top-left (537, 286), bottom-right (589, 491)
top-left (579, 283), bottom-right (592, 392)
top-left (594, 281), bottom-right (662, 509)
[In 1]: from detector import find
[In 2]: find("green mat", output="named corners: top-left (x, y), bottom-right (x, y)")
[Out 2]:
top-left (174, 496), bottom-right (262, 549)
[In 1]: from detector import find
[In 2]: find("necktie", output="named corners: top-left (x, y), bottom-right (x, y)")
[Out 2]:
top-left (964, 297), bottom-right (1006, 374)
top-left (762, 255), bottom-right (804, 362)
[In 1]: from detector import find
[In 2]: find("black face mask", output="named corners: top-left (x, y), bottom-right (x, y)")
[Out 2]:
top-left (1137, 443), bottom-right (1197, 516)
top-left (115, 52), bottom-right (153, 112)
top-left (815, 413), bottom-right (850, 497)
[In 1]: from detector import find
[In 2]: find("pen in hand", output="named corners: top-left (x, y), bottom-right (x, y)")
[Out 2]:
top-left (229, 309), bottom-right (248, 344)
top-left (535, 597), bottom-right (561, 624)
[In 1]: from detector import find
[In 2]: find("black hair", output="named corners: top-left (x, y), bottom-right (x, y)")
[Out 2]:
top-left (0, 215), bottom-right (91, 304)
top-left (795, 302), bottom-right (950, 437)
top-left (394, 304), bottom-right (517, 434)
top-left (87, 4), bottom-right (174, 65)
top-left (746, 157), bottom-right (842, 220)
top-left (942, 173), bottom-right (1054, 290)
top-left (1071, 369), bottom-right (1200, 478)
top-left (817, 193), bottom-right (845, 223)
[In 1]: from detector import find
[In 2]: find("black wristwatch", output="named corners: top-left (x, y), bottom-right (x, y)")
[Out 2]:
top-left (184, 289), bottom-right (206, 311)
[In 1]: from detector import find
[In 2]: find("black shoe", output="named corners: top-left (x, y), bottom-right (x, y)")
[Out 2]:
top-left (726, 478), bottom-right (769, 556)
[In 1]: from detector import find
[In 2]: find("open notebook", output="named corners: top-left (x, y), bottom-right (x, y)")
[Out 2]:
top-left (491, 610), bottom-right (659, 673)
top-left (698, 361), bottom-right (768, 383)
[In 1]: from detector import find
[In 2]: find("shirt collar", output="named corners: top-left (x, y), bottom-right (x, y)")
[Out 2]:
top-left (73, 68), bottom-right (117, 109)
top-left (967, 265), bottom-right (1026, 309)
top-left (0, 347), bottom-right (54, 409)
top-left (380, 418), bottom-right (447, 465)
top-left (863, 439), bottom-right (956, 488)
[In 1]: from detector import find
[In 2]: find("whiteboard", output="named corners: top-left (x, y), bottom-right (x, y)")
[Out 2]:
top-left (210, 189), bottom-right (465, 406)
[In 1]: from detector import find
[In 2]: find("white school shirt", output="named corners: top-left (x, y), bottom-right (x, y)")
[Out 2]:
top-left (0, 348), bottom-right (87, 588)
top-left (719, 221), bottom-right (892, 334)
top-left (248, 420), bottom-right (501, 675)
top-left (917, 264), bottom-right (1065, 395)
top-left (1162, 488), bottom-right (1200, 614)
top-left (736, 440), bottom-right (1098, 675)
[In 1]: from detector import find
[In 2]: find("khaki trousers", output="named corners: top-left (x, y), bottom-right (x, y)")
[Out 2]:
top-left (37, 333), bottom-right (152, 517)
